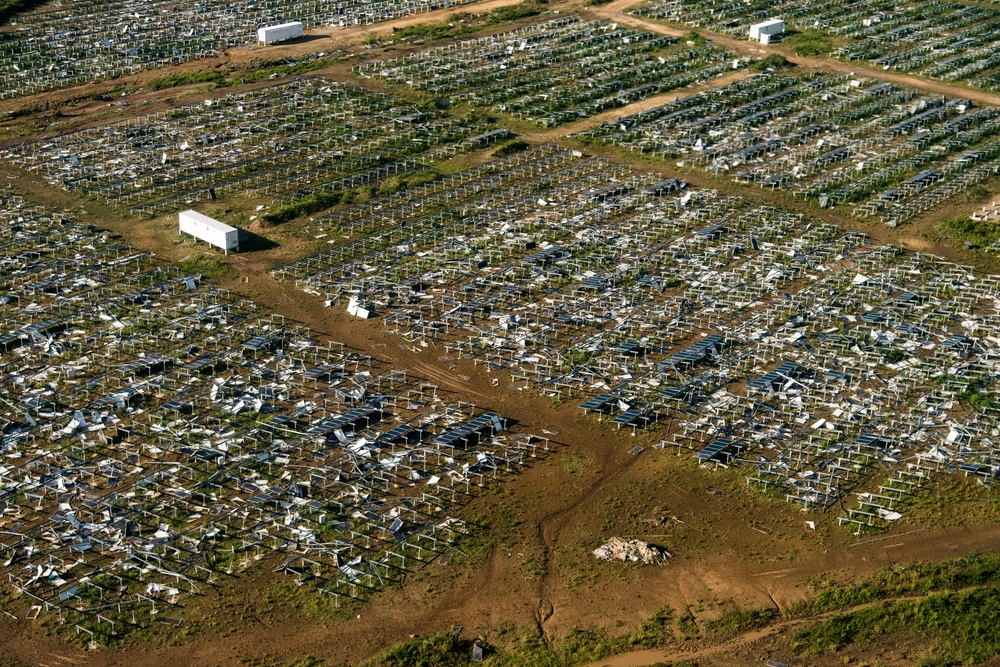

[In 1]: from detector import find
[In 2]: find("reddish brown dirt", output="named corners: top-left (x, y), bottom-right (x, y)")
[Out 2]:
top-left (2, 1), bottom-right (1000, 665)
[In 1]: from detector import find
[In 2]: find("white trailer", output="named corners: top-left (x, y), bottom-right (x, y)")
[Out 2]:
top-left (749, 19), bottom-right (784, 43)
top-left (257, 22), bottom-right (304, 45)
top-left (179, 210), bottom-right (239, 254)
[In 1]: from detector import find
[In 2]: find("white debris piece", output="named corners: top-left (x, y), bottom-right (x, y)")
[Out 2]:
top-left (593, 538), bottom-right (670, 564)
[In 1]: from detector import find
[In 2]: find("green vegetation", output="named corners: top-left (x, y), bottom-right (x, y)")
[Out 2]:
top-left (367, 632), bottom-right (481, 667)
top-left (561, 451), bottom-right (585, 475)
top-left (956, 380), bottom-right (999, 413)
top-left (227, 56), bottom-right (344, 87)
top-left (147, 70), bottom-right (226, 91)
top-left (753, 54), bottom-right (793, 71)
top-left (967, 184), bottom-right (991, 201)
top-left (366, 610), bottom-right (677, 667)
top-left (492, 140), bottom-right (530, 157)
top-left (0, 0), bottom-right (47, 25)
top-left (784, 29), bottom-right (834, 56)
top-left (239, 656), bottom-right (328, 667)
top-left (939, 215), bottom-right (1000, 247)
top-left (882, 348), bottom-right (908, 364)
top-left (792, 552), bottom-right (1000, 617)
top-left (177, 253), bottom-right (232, 280)
top-left (792, 587), bottom-right (1000, 663)
top-left (682, 31), bottom-right (706, 46)
top-left (706, 607), bottom-right (775, 637)
top-left (389, 1), bottom-right (546, 42)
top-left (451, 496), bottom-right (522, 566)
top-left (786, 554), bottom-right (1000, 664)
top-left (146, 55), bottom-right (347, 92)
top-left (262, 169), bottom-right (441, 224)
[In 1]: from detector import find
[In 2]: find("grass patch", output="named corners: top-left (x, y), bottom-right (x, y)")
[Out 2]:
top-left (967, 184), bottom-right (991, 201)
top-left (367, 631), bottom-right (478, 667)
top-left (753, 54), bottom-right (793, 71)
top-left (240, 655), bottom-right (328, 667)
top-left (882, 348), bottom-right (908, 364)
top-left (366, 610), bottom-right (676, 667)
top-left (177, 253), bottom-right (231, 280)
top-left (225, 56), bottom-right (344, 87)
top-left (262, 169), bottom-right (441, 225)
top-left (956, 380), bottom-right (1000, 413)
top-left (784, 29), bottom-right (834, 56)
top-left (939, 215), bottom-right (1000, 247)
top-left (790, 553), bottom-right (1000, 618)
top-left (148, 70), bottom-right (226, 91)
top-left (561, 451), bottom-right (585, 475)
top-left (791, 586), bottom-right (1000, 663)
top-left (682, 31), bottom-right (706, 46)
top-left (0, 0), bottom-right (48, 24)
top-left (706, 607), bottom-right (775, 637)
top-left (788, 554), bottom-right (1000, 664)
top-left (492, 139), bottom-right (529, 157)
top-left (389, 1), bottom-right (545, 42)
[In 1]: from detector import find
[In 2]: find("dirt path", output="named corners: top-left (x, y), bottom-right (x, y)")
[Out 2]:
top-left (578, 585), bottom-right (1000, 667)
top-left (0, 0), bottom-right (530, 122)
top-left (527, 69), bottom-right (757, 144)
top-left (3, 3), bottom-right (1000, 666)
top-left (294, 0), bottom-right (528, 46)
top-left (589, 0), bottom-right (1000, 108)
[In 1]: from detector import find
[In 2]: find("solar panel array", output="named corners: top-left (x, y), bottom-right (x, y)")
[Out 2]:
top-left (634, 0), bottom-right (1000, 93)
top-left (581, 72), bottom-right (1000, 225)
top-left (0, 0), bottom-right (484, 99)
top-left (269, 143), bottom-right (1000, 535)
top-left (0, 189), bottom-right (552, 641)
top-left (357, 17), bottom-right (755, 126)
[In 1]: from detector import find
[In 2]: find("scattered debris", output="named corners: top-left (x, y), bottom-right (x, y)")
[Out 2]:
top-left (593, 538), bottom-right (671, 564)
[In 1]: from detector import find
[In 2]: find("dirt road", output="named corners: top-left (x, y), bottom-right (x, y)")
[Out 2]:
top-left (589, 0), bottom-right (1000, 108)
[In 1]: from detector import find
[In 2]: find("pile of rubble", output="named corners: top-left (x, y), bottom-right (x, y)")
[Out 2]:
top-left (593, 538), bottom-right (671, 564)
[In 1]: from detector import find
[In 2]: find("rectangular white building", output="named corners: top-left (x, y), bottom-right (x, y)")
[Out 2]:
top-left (258, 22), bottom-right (304, 45)
top-left (179, 210), bottom-right (239, 254)
top-left (749, 19), bottom-right (785, 43)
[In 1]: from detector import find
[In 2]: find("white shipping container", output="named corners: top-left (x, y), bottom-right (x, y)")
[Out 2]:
top-left (258, 22), bottom-right (304, 44)
top-left (749, 19), bottom-right (784, 42)
top-left (179, 210), bottom-right (239, 253)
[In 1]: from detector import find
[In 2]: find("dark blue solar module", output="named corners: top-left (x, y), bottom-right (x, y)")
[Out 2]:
top-left (307, 406), bottom-right (381, 436)
top-left (580, 393), bottom-right (615, 412)
top-left (520, 246), bottom-right (566, 266)
top-left (612, 407), bottom-right (652, 426)
top-left (747, 360), bottom-right (804, 391)
top-left (856, 433), bottom-right (885, 448)
top-left (942, 334), bottom-right (974, 351)
top-left (436, 412), bottom-right (502, 447)
top-left (377, 423), bottom-right (419, 444)
top-left (695, 438), bottom-right (745, 463)
top-left (658, 333), bottom-right (725, 372)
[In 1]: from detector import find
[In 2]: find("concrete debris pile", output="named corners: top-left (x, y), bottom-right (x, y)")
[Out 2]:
top-left (593, 538), bottom-right (670, 564)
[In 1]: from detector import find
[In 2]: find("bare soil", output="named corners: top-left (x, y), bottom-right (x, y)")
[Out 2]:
top-left (2, 0), bottom-right (1000, 665)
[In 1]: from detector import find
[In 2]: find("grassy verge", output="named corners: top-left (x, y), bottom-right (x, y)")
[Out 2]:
top-left (365, 609), bottom-right (679, 667)
top-left (148, 70), bottom-right (226, 91)
top-left (753, 54), bottom-right (793, 71)
top-left (783, 29), bottom-right (834, 57)
top-left (262, 169), bottom-right (442, 225)
top-left (939, 215), bottom-right (1000, 247)
top-left (385, 1), bottom-right (546, 43)
top-left (0, 0), bottom-right (47, 24)
top-left (790, 552), bottom-right (1000, 617)
top-left (791, 586), bottom-right (1000, 663)
top-left (177, 252), bottom-right (232, 280)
